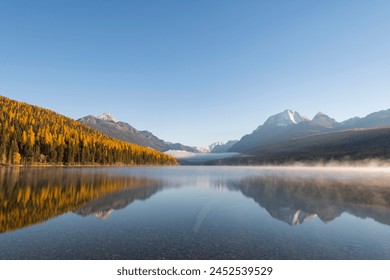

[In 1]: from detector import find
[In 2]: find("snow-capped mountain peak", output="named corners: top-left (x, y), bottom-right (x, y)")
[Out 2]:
top-left (209, 142), bottom-right (224, 151)
top-left (196, 146), bottom-right (211, 153)
top-left (195, 141), bottom-right (239, 154)
top-left (196, 143), bottom-right (224, 153)
top-left (97, 113), bottom-right (117, 122)
top-left (263, 109), bottom-right (310, 127)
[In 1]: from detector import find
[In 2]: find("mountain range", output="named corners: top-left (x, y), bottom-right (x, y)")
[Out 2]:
top-left (4, 93), bottom-right (390, 166)
top-left (226, 108), bottom-right (390, 162)
top-left (79, 114), bottom-right (198, 153)
top-left (79, 108), bottom-right (390, 164)
top-left (231, 108), bottom-right (390, 152)
top-left (79, 114), bottom-right (237, 154)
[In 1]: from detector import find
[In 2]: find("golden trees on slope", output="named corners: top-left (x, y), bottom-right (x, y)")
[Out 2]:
top-left (0, 96), bottom-right (178, 165)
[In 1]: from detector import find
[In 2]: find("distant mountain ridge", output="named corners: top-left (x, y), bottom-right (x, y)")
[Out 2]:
top-left (210, 140), bottom-right (239, 153)
top-left (80, 107), bottom-right (390, 164)
top-left (340, 108), bottom-right (390, 129)
top-left (79, 114), bottom-right (198, 153)
top-left (194, 141), bottom-right (238, 153)
top-left (229, 108), bottom-right (390, 153)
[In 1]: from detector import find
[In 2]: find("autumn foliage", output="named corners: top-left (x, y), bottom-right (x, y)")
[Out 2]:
top-left (0, 96), bottom-right (178, 165)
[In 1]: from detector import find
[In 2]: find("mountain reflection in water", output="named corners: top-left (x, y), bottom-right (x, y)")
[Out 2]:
top-left (2, 166), bottom-right (390, 260)
top-left (0, 167), bottom-right (163, 233)
top-left (227, 170), bottom-right (390, 226)
top-left (75, 167), bottom-right (390, 229)
top-left (2, 166), bottom-right (390, 235)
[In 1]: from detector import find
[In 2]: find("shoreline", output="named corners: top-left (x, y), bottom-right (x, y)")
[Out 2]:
top-left (2, 161), bottom-right (390, 169)
top-left (0, 163), bottom-right (178, 168)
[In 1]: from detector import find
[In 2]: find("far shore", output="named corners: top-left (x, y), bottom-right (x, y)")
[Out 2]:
top-left (2, 158), bottom-right (390, 169)
top-left (0, 163), bottom-right (178, 168)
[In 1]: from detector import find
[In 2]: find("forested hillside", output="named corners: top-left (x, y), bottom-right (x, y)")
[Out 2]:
top-left (0, 96), bottom-right (178, 165)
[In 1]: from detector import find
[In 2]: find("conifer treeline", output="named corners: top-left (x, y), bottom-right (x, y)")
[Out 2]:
top-left (0, 96), bottom-right (178, 165)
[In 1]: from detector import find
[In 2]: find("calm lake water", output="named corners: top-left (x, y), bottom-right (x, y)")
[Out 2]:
top-left (1, 166), bottom-right (390, 260)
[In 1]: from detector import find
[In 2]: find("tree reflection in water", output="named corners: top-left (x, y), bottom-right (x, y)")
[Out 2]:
top-left (0, 167), bottom-right (163, 233)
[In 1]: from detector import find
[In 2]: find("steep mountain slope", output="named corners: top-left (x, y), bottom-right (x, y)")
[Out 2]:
top-left (0, 96), bottom-right (178, 165)
top-left (229, 108), bottom-right (390, 153)
top-left (215, 127), bottom-right (390, 164)
top-left (210, 140), bottom-right (239, 153)
top-left (262, 109), bottom-right (310, 127)
top-left (97, 113), bottom-right (117, 122)
top-left (311, 112), bottom-right (338, 128)
top-left (79, 115), bottom-right (197, 153)
top-left (249, 127), bottom-right (390, 160)
top-left (230, 110), bottom-right (336, 153)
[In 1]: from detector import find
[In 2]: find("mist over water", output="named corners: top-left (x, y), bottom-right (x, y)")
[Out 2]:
top-left (1, 166), bottom-right (390, 259)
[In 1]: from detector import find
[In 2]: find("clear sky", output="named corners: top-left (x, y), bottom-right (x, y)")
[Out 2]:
top-left (1, 0), bottom-right (389, 147)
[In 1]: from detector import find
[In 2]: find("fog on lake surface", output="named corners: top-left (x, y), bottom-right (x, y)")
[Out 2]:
top-left (1, 166), bottom-right (390, 259)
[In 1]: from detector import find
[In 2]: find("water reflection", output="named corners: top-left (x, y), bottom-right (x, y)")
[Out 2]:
top-left (227, 172), bottom-right (390, 226)
top-left (0, 167), bottom-right (163, 233)
top-left (2, 166), bottom-right (390, 235)
top-left (74, 183), bottom-right (163, 219)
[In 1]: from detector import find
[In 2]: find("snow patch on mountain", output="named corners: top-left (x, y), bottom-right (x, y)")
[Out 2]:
top-left (196, 146), bottom-right (211, 153)
top-left (263, 109), bottom-right (311, 127)
top-left (209, 142), bottom-right (224, 151)
top-left (97, 113), bottom-right (117, 122)
top-left (210, 140), bottom-right (239, 153)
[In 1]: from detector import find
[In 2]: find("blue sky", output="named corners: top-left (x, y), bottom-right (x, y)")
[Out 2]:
top-left (1, 0), bottom-right (389, 146)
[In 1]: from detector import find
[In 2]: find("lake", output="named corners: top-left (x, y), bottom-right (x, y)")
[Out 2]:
top-left (1, 166), bottom-right (390, 260)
